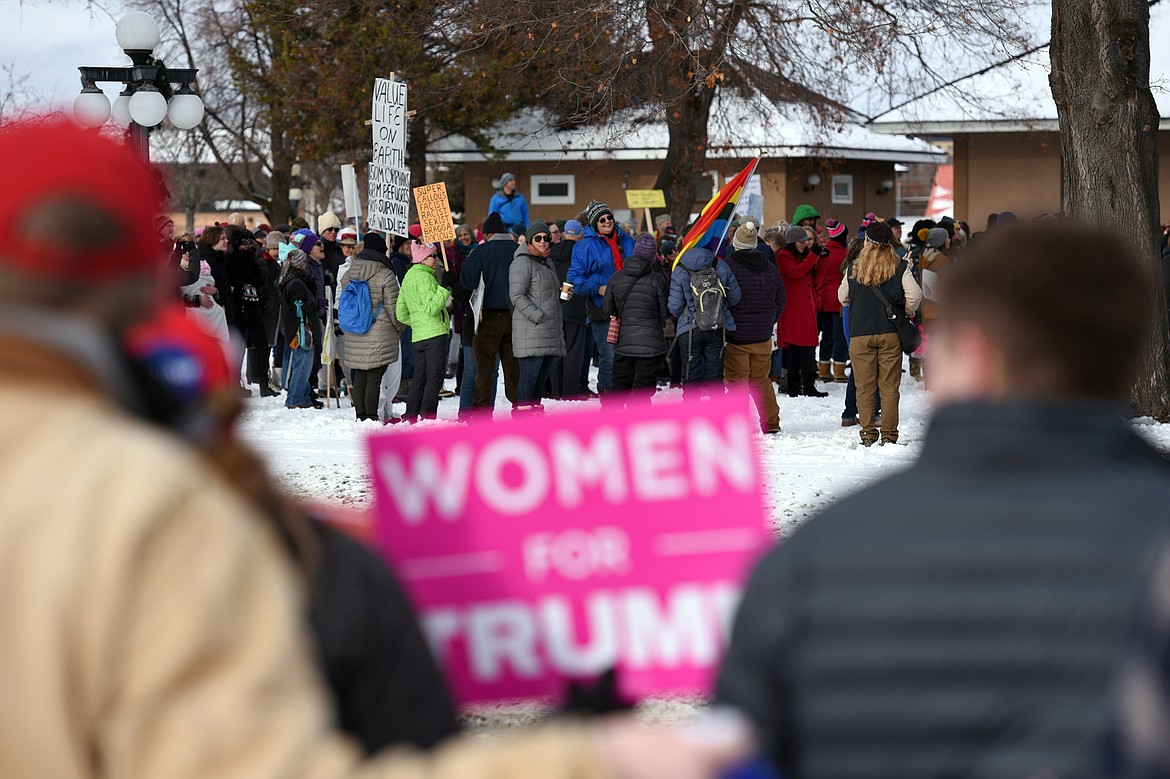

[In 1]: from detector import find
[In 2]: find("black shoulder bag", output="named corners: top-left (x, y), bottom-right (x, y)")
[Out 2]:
top-left (868, 283), bottom-right (921, 355)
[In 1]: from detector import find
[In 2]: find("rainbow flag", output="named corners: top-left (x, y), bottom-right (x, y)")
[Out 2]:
top-left (675, 156), bottom-right (761, 267)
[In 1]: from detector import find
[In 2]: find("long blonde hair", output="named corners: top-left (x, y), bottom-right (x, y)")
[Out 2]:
top-left (851, 241), bottom-right (899, 287)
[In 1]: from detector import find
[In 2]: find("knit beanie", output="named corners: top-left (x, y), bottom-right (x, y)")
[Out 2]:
top-left (633, 233), bottom-right (658, 260)
top-left (299, 233), bottom-right (321, 255)
top-left (865, 222), bottom-right (894, 246)
top-left (526, 221), bottom-right (550, 242)
top-left (363, 232), bottom-right (387, 254)
top-left (499, 172), bottom-right (515, 189)
top-left (483, 212), bottom-right (505, 235)
top-left (411, 240), bottom-right (436, 263)
top-left (732, 221), bottom-right (759, 250)
top-left (265, 231), bottom-right (285, 250)
top-left (585, 201), bottom-right (614, 231)
top-left (785, 225), bottom-right (809, 245)
top-left (926, 227), bottom-right (949, 249)
top-left (317, 210), bottom-right (342, 232)
top-left (654, 213), bottom-right (672, 229)
top-left (825, 218), bottom-right (847, 240)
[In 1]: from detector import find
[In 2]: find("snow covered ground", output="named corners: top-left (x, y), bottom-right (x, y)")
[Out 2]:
top-left (237, 369), bottom-right (932, 539)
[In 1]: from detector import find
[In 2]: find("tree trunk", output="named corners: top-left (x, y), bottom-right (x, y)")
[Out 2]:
top-left (408, 112), bottom-right (428, 222)
top-left (654, 88), bottom-right (716, 230)
top-left (268, 130), bottom-right (294, 225)
top-left (1050, 0), bottom-right (1168, 417)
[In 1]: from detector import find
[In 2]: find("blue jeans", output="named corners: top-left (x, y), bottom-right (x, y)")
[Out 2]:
top-left (284, 346), bottom-right (314, 407)
top-left (589, 320), bottom-right (614, 391)
top-left (460, 344), bottom-right (499, 412)
top-left (818, 312), bottom-right (849, 362)
top-left (517, 355), bottom-right (555, 403)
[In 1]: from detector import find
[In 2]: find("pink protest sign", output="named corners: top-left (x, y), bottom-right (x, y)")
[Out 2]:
top-left (367, 389), bottom-right (771, 706)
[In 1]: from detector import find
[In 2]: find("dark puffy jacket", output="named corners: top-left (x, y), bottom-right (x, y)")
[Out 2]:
top-left (279, 270), bottom-right (320, 343)
top-left (308, 522), bottom-right (459, 753)
top-left (568, 227), bottom-right (636, 317)
top-left (306, 256), bottom-right (327, 319)
top-left (460, 235), bottom-right (517, 311)
top-left (600, 255), bottom-right (668, 357)
top-left (321, 238), bottom-right (346, 292)
top-left (724, 248), bottom-right (785, 345)
top-left (717, 399), bottom-right (1170, 779)
top-left (668, 247), bottom-right (741, 336)
top-left (260, 256), bottom-right (282, 342)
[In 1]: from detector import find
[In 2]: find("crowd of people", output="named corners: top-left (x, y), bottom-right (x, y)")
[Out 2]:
top-left (165, 169), bottom-right (1015, 445)
top-left (8, 116), bottom-right (1170, 779)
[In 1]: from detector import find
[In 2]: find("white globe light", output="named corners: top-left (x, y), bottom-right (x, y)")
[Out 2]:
top-left (73, 91), bottom-right (111, 128)
top-left (111, 94), bottom-right (132, 128)
top-left (116, 12), bottom-right (160, 52)
top-left (129, 88), bottom-right (168, 127)
top-left (167, 93), bottom-right (204, 129)
top-left (807, 173), bottom-right (822, 187)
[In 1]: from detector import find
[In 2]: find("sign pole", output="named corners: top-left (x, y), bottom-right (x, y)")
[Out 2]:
top-left (440, 240), bottom-right (449, 273)
top-left (644, 207), bottom-right (653, 235)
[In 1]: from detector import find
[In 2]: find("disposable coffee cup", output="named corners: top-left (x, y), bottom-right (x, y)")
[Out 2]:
top-left (560, 282), bottom-right (573, 301)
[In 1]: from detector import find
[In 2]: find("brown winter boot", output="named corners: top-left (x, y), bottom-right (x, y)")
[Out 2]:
top-left (818, 360), bottom-right (832, 381)
top-left (832, 362), bottom-right (848, 383)
top-left (909, 358), bottom-right (924, 382)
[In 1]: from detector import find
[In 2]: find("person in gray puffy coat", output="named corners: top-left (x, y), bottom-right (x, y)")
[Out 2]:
top-left (338, 235), bottom-right (403, 421)
top-left (509, 221), bottom-right (566, 408)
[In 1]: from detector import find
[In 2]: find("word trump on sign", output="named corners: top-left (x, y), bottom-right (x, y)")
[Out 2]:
top-left (367, 390), bottom-right (771, 705)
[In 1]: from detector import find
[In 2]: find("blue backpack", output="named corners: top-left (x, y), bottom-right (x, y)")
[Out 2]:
top-left (338, 278), bottom-right (383, 334)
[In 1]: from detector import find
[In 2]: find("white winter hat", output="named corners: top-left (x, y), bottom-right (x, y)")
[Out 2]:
top-left (317, 210), bottom-right (342, 232)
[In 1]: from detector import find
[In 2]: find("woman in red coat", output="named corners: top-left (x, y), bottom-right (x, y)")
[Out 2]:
top-left (776, 225), bottom-right (827, 397)
top-left (816, 219), bottom-right (849, 382)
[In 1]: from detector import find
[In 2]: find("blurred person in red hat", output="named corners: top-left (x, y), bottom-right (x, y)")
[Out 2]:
top-left (0, 116), bottom-right (753, 779)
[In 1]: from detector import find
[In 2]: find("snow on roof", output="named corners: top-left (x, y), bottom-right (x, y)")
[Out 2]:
top-left (870, 1), bottom-right (1170, 134)
top-left (432, 90), bottom-right (944, 164)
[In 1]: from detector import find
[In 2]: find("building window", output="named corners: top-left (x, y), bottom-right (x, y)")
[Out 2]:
top-left (529, 175), bottom-right (576, 205)
top-left (831, 175), bottom-right (854, 205)
top-left (830, 175), bottom-right (854, 205)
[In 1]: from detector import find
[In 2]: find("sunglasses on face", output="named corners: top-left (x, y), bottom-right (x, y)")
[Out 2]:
top-left (530, 234), bottom-right (552, 244)
top-left (323, 227), bottom-right (339, 233)
top-left (597, 214), bottom-right (614, 223)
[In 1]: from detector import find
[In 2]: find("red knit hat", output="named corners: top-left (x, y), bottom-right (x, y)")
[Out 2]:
top-left (0, 116), bottom-right (165, 282)
top-left (825, 218), bottom-right (847, 240)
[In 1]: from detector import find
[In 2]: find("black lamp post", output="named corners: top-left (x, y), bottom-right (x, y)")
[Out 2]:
top-left (73, 12), bottom-right (204, 161)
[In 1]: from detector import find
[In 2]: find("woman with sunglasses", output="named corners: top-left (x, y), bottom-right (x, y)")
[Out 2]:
top-left (509, 221), bottom-right (566, 412)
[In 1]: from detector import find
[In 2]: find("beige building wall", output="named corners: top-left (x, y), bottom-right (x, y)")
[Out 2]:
top-left (465, 156), bottom-right (900, 233)
top-left (953, 132), bottom-right (1063, 225)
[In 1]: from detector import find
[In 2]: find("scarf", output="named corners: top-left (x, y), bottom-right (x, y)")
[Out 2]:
top-left (602, 230), bottom-right (623, 272)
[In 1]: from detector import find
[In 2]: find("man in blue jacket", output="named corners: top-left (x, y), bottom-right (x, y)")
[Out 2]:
top-left (487, 173), bottom-right (529, 235)
top-left (460, 211), bottom-right (520, 411)
top-left (567, 200), bottom-right (635, 393)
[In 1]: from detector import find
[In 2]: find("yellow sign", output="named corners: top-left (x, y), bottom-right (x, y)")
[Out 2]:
top-left (625, 189), bottom-right (666, 209)
top-left (412, 182), bottom-right (455, 244)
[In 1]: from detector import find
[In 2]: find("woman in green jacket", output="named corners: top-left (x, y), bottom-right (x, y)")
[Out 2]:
top-left (395, 240), bottom-right (451, 421)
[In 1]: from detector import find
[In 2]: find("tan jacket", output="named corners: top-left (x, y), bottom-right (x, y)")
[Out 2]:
top-left (0, 343), bottom-right (608, 779)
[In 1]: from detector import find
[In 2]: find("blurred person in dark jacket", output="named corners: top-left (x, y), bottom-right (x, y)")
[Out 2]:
top-left (549, 219), bottom-right (590, 398)
top-left (717, 220), bottom-right (1170, 779)
top-left (600, 234), bottom-right (668, 407)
